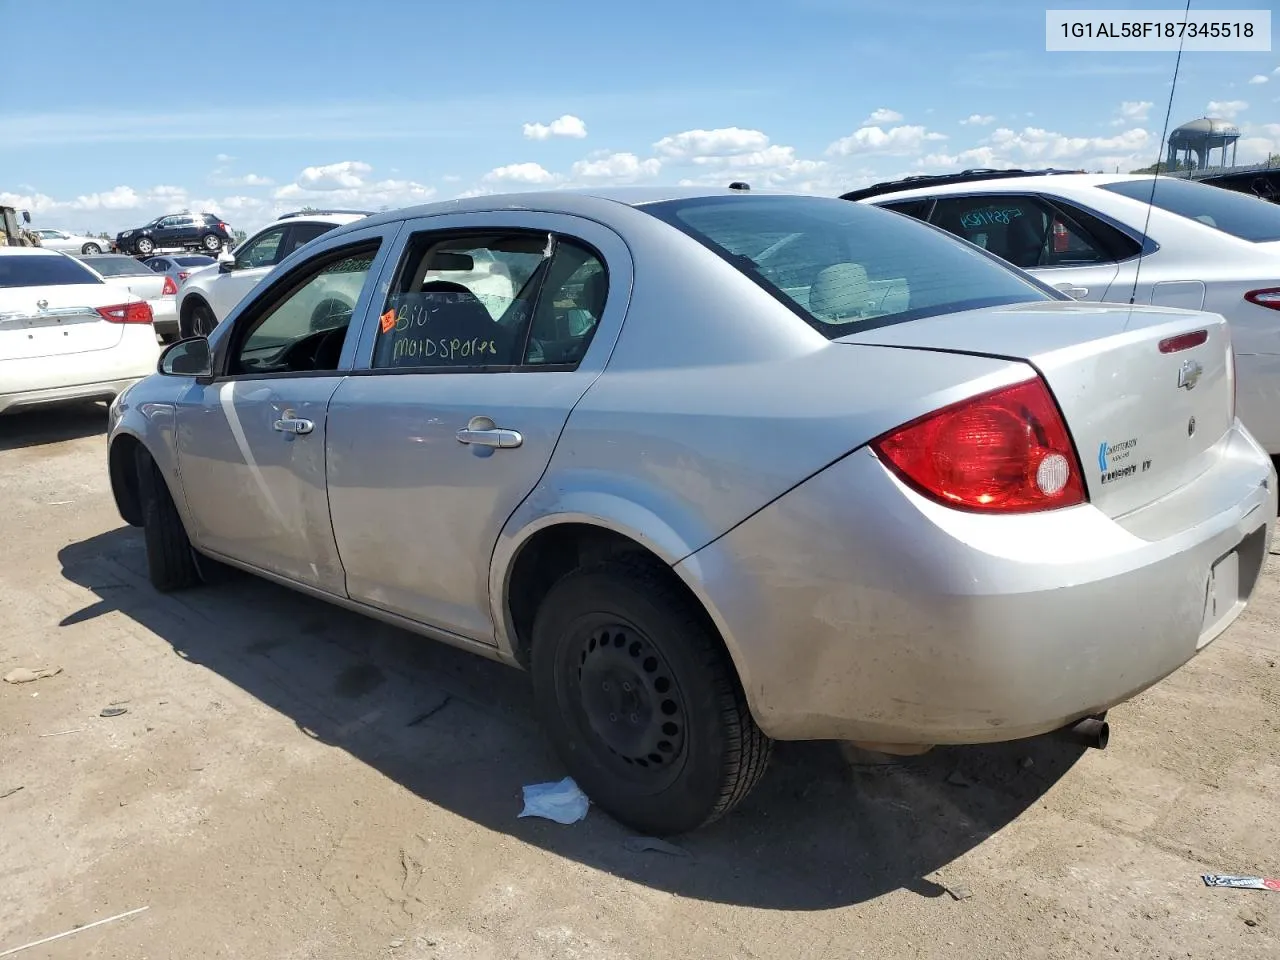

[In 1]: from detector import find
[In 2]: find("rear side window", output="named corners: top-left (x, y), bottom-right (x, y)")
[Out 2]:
top-left (1100, 177), bottom-right (1280, 242)
top-left (927, 195), bottom-right (1118, 269)
top-left (643, 195), bottom-right (1053, 337)
top-left (0, 255), bottom-right (103, 288)
top-left (371, 231), bottom-right (606, 370)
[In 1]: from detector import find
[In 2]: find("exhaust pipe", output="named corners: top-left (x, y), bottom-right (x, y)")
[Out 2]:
top-left (1055, 716), bottom-right (1109, 750)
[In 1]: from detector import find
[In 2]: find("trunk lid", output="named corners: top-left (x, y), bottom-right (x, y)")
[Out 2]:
top-left (101, 273), bottom-right (167, 302)
top-left (837, 301), bottom-right (1234, 519)
top-left (0, 284), bottom-right (126, 360)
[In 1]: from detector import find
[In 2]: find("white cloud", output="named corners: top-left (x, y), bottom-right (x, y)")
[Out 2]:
top-left (1235, 136), bottom-right (1279, 164)
top-left (271, 161), bottom-right (435, 215)
top-left (569, 152), bottom-right (662, 182)
top-left (215, 153), bottom-right (235, 162)
top-left (294, 160), bottom-right (372, 190)
top-left (215, 173), bottom-right (274, 187)
top-left (480, 162), bottom-right (560, 185)
top-left (1248, 75), bottom-right (1269, 85)
top-left (826, 124), bottom-right (947, 157)
top-left (961, 114), bottom-right (996, 126)
top-left (1119, 100), bottom-right (1153, 121)
top-left (653, 127), bottom-right (769, 160)
top-left (1207, 100), bottom-right (1248, 118)
top-left (522, 114), bottom-right (588, 140)
top-left (862, 108), bottom-right (903, 126)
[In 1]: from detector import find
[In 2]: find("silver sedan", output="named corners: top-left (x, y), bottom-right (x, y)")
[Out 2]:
top-left (105, 187), bottom-right (1277, 835)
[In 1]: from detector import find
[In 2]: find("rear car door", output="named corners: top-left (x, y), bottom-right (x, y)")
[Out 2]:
top-left (172, 224), bottom-right (396, 591)
top-left (325, 212), bottom-right (630, 643)
top-left (923, 194), bottom-right (1124, 301)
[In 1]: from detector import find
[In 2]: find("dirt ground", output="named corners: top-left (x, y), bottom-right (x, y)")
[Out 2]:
top-left (1, 403), bottom-right (1278, 960)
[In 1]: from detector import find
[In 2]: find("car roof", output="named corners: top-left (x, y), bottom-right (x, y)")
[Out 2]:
top-left (333, 185), bottom-right (790, 234)
top-left (844, 172), bottom-right (1162, 203)
top-left (0, 246), bottom-right (65, 258)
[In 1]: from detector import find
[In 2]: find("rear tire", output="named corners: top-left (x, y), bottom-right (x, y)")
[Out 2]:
top-left (201, 233), bottom-right (222, 253)
top-left (134, 447), bottom-right (201, 593)
top-left (530, 558), bottom-right (772, 836)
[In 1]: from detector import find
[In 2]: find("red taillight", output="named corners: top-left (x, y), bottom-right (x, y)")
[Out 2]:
top-left (96, 301), bottom-right (153, 325)
top-left (871, 377), bottom-right (1086, 514)
top-left (162, 275), bottom-right (178, 296)
top-left (177, 271), bottom-right (190, 281)
top-left (1158, 329), bottom-right (1208, 353)
top-left (1244, 287), bottom-right (1280, 311)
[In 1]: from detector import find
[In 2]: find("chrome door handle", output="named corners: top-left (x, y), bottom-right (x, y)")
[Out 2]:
top-left (1054, 283), bottom-right (1089, 299)
top-left (456, 426), bottom-right (523, 448)
top-left (273, 416), bottom-right (314, 435)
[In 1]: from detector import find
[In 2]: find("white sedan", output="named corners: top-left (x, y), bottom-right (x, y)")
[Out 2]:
top-left (33, 228), bottom-right (108, 255)
top-left (76, 253), bottom-right (179, 341)
top-left (846, 173), bottom-right (1280, 453)
top-left (0, 248), bottom-right (161, 415)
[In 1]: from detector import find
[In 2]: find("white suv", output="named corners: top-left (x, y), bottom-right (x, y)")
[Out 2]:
top-left (176, 210), bottom-right (370, 338)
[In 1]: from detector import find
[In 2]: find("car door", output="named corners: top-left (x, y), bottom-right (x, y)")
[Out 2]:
top-left (173, 215), bottom-right (200, 246)
top-left (208, 223), bottom-right (290, 320)
top-left (325, 212), bottom-right (630, 643)
top-left (924, 194), bottom-right (1123, 301)
top-left (172, 223), bottom-right (397, 592)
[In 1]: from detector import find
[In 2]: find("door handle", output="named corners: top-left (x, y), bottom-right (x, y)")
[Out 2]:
top-left (1054, 283), bottom-right (1089, 299)
top-left (273, 415), bottom-right (314, 435)
top-left (456, 426), bottom-right (522, 448)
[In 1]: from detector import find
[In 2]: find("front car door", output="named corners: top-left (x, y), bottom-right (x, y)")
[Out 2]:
top-left (325, 212), bottom-right (631, 643)
top-left (208, 224), bottom-right (290, 320)
top-left (172, 222), bottom-right (397, 592)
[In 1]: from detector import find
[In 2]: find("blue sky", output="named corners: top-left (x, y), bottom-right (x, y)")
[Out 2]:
top-left (4, 0), bottom-right (1277, 234)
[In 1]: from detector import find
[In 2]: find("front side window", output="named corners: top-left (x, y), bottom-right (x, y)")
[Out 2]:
top-left (229, 244), bottom-right (379, 376)
top-left (1100, 176), bottom-right (1280, 243)
top-left (371, 231), bottom-right (608, 370)
top-left (644, 195), bottom-right (1052, 337)
top-left (236, 227), bottom-right (287, 269)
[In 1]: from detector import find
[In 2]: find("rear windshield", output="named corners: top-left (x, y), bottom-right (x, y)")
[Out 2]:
top-left (0, 254), bottom-right (103, 288)
top-left (81, 256), bottom-right (153, 277)
top-left (642, 195), bottom-right (1055, 337)
top-left (176, 255), bottom-right (215, 266)
top-left (1100, 177), bottom-right (1280, 243)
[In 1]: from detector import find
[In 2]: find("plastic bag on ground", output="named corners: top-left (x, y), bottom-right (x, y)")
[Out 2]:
top-left (518, 777), bottom-right (590, 825)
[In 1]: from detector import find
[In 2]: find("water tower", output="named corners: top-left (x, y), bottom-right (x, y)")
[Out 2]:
top-left (1167, 117), bottom-right (1240, 171)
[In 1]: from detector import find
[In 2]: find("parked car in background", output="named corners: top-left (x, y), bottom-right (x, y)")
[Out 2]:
top-left (107, 188), bottom-right (1275, 836)
top-left (143, 253), bottom-right (216, 287)
top-left (0, 247), bottom-right (160, 414)
top-left (35, 228), bottom-right (107, 255)
top-left (115, 213), bottom-right (233, 256)
top-left (75, 253), bottom-right (179, 341)
top-left (843, 170), bottom-right (1280, 454)
top-left (176, 210), bottom-right (369, 337)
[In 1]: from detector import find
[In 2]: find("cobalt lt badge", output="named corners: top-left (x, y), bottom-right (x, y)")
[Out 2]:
top-left (1178, 358), bottom-right (1203, 391)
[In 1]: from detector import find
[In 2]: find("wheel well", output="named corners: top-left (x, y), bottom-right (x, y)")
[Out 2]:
top-left (180, 294), bottom-right (207, 322)
top-left (108, 434), bottom-right (144, 526)
top-left (506, 524), bottom-right (707, 668)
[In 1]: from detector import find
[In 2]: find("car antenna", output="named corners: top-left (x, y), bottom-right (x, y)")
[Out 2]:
top-left (1129, 0), bottom-right (1192, 305)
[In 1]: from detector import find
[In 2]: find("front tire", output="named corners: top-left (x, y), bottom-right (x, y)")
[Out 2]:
top-left (135, 236), bottom-right (155, 255)
top-left (81, 242), bottom-right (102, 255)
top-left (134, 448), bottom-right (200, 593)
top-left (180, 298), bottom-right (218, 339)
top-left (530, 559), bottom-right (772, 836)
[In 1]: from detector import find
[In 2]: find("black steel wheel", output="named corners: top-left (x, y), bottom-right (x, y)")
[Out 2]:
top-left (531, 558), bottom-right (772, 836)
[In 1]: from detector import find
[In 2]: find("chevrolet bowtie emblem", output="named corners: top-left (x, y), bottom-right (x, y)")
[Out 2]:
top-left (1177, 359), bottom-right (1202, 391)
top-left (36, 299), bottom-right (48, 310)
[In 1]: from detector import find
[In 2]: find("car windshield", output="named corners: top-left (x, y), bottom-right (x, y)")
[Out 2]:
top-left (0, 254), bottom-right (103, 288)
top-left (1100, 177), bottom-right (1280, 243)
top-left (81, 256), bottom-right (153, 277)
top-left (642, 195), bottom-right (1055, 337)
top-left (175, 255), bottom-right (215, 266)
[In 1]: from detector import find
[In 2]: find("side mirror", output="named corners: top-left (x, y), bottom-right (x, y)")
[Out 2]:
top-left (218, 260), bottom-right (236, 274)
top-left (159, 337), bottom-right (212, 378)
top-left (21, 210), bottom-right (31, 224)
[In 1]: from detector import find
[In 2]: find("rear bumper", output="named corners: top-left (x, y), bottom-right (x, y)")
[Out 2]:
top-left (677, 424), bottom-right (1277, 745)
top-left (0, 329), bottom-right (160, 415)
top-left (150, 298), bottom-right (178, 337)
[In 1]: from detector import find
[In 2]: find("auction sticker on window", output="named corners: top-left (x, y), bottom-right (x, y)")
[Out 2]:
top-left (1046, 10), bottom-right (1271, 51)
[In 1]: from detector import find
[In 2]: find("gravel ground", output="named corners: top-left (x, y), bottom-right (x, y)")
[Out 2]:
top-left (1, 403), bottom-right (1278, 960)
